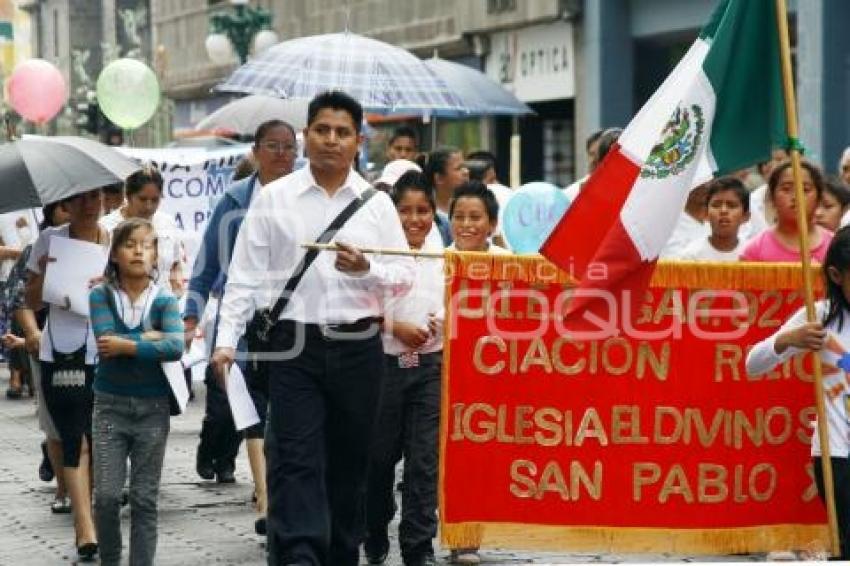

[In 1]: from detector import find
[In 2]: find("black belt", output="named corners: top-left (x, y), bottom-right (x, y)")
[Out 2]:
top-left (276, 317), bottom-right (382, 340)
top-left (387, 351), bottom-right (442, 363)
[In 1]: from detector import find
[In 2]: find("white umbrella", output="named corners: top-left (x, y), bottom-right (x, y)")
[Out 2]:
top-left (195, 95), bottom-right (309, 136)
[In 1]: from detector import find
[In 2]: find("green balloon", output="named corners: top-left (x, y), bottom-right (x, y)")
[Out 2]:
top-left (96, 58), bottom-right (160, 130)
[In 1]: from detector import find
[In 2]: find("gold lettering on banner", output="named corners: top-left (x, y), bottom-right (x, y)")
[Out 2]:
top-left (802, 461), bottom-right (818, 502)
top-left (472, 336), bottom-right (506, 375)
top-left (462, 403), bottom-right (496, 443)
top-left (496, 405), bottom-right (514, 442)
top-left (451, 404), bottom-right (465, 441)
top-left (495, 282), bottom-right (513, 320)
top-left (714, 344), bottom-right (743, 382)
top-left (794, 353), bottom-right (815, 383)
top-left (601, 337), bottom-right (632, 375)
top-left (551, 337), bottom-right (585, 374)
top-left (654, 407), bottom-right (684, 444)
top-left (691, 292), bottom-right (715, 326)
top-left (749, 463), bottom-right (777, 502)
top-left (611, 405), bottom-right (649, 444)
top-left (653, 289), bottom-right (685, 324)
top-left (527, 285), bottom-right (546, 321)
top-left (521, 338), bottom-right (553, 374)
top-left (573, 460), bottom-right (603, 500)
top-left (757, 290), bottom-right (784, 328)
top-left (534, 408), bottom-right (564, 446)
top-left (733, 409), bottom-right (764, 449)
top-left (798, 407), bottom-right (816, 444)
top-left (633, 463), bottom-right (776, 504)
top-left (633, 462), bottom-right (662, 501)
top-left (536, 460), bottom-right (570, 501)
top-left (636, 342), bottom-right (670, 380)
top-left (659, 464), bottom-right (695, 503)
top-left (509, 339), bottom-right (519, 374)
top-left (453, 338), bottom-right (677, 379)
top-left (509, 459), bottom-right (537, 498)
top-left (575, 408), bottom-right (608, 446)
top-left (683, 408), bottom-right (727, 447)
top-left (509, 460), bottom-right (603, 501)
top-left (764, 407), bottom-right (792, 444)
top-left (698, 463), bottom-right (729, 503)
top-left (514, 406), bottom-right (535, 444)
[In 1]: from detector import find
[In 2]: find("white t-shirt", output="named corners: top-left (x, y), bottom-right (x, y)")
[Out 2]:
top-left (382, 226), bottom-right (445, 356)
top-left (26, 224), bottom-right (108, 363)
top-left (447, 242), bottom-right (512, 255)
top-left (659, 212), bottom-right (709, 259)
top-left (740, 184), bottom-right (771, 241)
top-left (100, 208), bottom-right (184, 287)
top-left (488, 182), bottom-right (513, 238)
top-left (111, 282), bottom-right (158, 328)
top-left (747, 301), bottom-right (850, 457)
top-left (678, 237), bottom-right (745, 261)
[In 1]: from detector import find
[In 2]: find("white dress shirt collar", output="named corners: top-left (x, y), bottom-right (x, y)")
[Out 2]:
top-left (297, 166), bottom-right (368, 198)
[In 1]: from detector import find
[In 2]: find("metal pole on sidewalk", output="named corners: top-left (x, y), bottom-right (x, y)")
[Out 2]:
top-left (774, 0), bottom-right (840, 556)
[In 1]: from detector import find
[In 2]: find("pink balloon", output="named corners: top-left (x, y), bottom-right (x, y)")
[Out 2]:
top-left (8, 59), bottom-right (68, 125)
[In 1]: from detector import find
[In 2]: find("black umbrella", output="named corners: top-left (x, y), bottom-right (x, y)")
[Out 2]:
top-left (0, 136), bottom-right (140, 214)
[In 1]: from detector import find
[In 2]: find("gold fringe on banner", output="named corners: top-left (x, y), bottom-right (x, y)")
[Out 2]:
top-left (440, 522), bottom-right (829, 555)
top-left (444, 252), bottom-right (824, 292)
top-left (439, 252), bottom-right (830, 555)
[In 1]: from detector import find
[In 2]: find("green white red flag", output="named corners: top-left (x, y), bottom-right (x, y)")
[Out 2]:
top-left (541, 0), bottom-right (787, 326)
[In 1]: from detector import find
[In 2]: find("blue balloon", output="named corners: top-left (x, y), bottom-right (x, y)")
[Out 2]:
top-left (501, 182), bottom-right (571, 253)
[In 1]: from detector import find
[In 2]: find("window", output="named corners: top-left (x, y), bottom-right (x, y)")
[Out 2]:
top-left (487, 0), bottom-right (516, 15)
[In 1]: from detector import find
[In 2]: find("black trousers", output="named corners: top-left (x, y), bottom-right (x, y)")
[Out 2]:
top-left (198, 365), bottom-right (241, 473)
top-left (366, 353), bottom-right (441, 562)
top-left (813, 456), bottom-right (850, 560)
top-left (266, 321), bottom-right (385, 566)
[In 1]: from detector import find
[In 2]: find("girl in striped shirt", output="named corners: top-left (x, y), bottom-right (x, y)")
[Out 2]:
top-left (89, 218), bottom-right (184, 566)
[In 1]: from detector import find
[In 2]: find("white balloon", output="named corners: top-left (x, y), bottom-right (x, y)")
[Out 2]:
top-left (253, 30), bottom-right (279, 55)
top-left (205, 33), bottom-right (233, 65)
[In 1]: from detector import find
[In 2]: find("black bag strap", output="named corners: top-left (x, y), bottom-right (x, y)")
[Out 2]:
top-left (266, 187), bottom-right (378, 324)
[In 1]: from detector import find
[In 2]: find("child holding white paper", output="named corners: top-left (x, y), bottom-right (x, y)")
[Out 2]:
top-left (88, 218), bottom-right (183, 566)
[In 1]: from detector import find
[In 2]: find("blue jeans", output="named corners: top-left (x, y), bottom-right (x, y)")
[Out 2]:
top-left (93, 392), bottom-right (170, 566)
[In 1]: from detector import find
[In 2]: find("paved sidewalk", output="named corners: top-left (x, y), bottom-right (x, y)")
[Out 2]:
top-left (0, 369), bottom-right (766, 565)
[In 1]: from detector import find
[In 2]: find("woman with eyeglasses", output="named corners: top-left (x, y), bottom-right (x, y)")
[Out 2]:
top-left (183, 119), bottom-right (298, 536)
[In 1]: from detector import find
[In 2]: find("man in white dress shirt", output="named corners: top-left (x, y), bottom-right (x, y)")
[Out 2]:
top-left (211, 91), bottom-right (415, 566)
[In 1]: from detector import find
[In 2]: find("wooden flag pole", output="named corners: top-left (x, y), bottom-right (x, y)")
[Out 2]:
top-left (775, 0), bottom-right (841, 556)
top-left (302, 242), bottom-right (445, 258)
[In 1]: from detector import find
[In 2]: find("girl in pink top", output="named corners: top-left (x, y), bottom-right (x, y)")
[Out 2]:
top-left (741, 160), bottom-right (833, 262)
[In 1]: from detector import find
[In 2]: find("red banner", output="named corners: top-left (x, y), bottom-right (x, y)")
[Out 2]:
top-left (440, 254), bottom-right (829, 554)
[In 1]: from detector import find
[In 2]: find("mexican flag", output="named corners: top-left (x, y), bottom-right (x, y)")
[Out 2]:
top-left (541, 0), bottom-right (786, 326)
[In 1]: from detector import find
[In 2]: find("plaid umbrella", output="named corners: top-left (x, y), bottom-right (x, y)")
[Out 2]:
top-left (423, 57), bottom-right (534, 117)
top-left (214, 32), bottom-right (465, 114)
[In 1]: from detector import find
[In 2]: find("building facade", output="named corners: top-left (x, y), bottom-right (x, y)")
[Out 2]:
top-left (21, 1), bottom-right (850, 183)
top-left (16, 0), bottom-right (171, 144)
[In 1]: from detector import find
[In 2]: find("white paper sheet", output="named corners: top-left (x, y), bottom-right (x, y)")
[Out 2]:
top-left (162, 361), bottom-right (189, 415)
top-left (43, 236), bottom-right (108, 317)
top-left (226, 364), bottom-right (260, 431)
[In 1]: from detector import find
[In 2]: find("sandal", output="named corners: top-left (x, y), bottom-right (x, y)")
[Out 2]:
top-left (5, 386), bottom-right (22, 400)
top-left (50, 495), bottom-right (71, 514)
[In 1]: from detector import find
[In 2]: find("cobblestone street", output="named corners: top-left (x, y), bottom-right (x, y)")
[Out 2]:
top-left (0, 370), bottom-right (766, 565)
